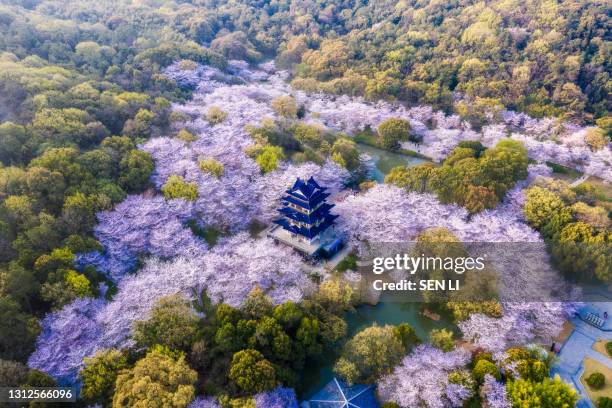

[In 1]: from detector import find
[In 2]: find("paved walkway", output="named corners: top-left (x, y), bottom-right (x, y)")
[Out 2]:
top-left (551, 303), bottom-right (612, 408)
top-left (570, 174), bottom-right (590, 187)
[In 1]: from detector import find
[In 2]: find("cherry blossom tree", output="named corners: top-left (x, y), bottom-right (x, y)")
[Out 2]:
top-left (481, 374), bottom-right (511, 408)
top-left (28, 298), bottom-right (104, 384)
top-left (188, 397), bottom-right (220, 408)
top-left (458, 302), bottom-right (577, 353)
top-left (254, 387), bottom-right (298, 408)
top-left (378, 345), bottom-right (471, 408)
top-left (88, 195), bottom-right (206, 281)
top-left (34, 232), bottom-right (314, 383)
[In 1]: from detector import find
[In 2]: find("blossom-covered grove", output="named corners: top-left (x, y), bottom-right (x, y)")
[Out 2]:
top-left (17, 59), bottom-right (602, 406)
top-left (1, 3), bottom-right (608, 405)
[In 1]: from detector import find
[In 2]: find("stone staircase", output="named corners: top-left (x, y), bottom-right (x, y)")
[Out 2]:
top-left (584, 312), bottom-right (604, 328)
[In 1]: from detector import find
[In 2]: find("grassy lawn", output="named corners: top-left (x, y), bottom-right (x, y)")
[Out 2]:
top-left (581, 175), bottom-right (612, 210)
top-left (593, 339), bottom-right (612, 359)
top-left (545, 161), bottom-right (583, 181)
top-left (580, 357), bottom-right (612, 403)
top-left (335, 252), bottom-right (357, 273)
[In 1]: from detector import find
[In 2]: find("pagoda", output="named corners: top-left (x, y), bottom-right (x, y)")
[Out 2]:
top-left (273, 176), bottom-right (338, 244)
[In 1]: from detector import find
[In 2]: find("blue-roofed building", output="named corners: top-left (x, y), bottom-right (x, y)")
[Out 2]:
top-left (268, 177), bottom-right (343, 258)
top-left (301, 378), bottom-right (380, 408)
top-left (274, 176), bottom-right (338, 242)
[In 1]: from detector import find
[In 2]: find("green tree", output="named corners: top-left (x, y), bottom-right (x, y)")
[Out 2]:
top-left (242, 287), bottom-right (273, 319)
top-left (393, 323), bottom-right (420, 352)
top-left (506, 375), bottom-right (578, 408)
top-left (80, 349), bottom-right (128, 405)
top-left (0, 296), bottom-right (38, 362)
top-left (472, 359), bottom-right (500, 383)
top-left (228, 349), bottom-right (277, 393)
top-left (133, 295), bottom-right (200, 351)
top-left (0, 122), bottom-right (28, 165)
top-left (161, 175), bottom-right (198, 201)
top-left (206, 106), bottom-right (228, 125)
top-left (198, 157), bottom-right (224, 178)
top-left (118, 150), bottom-right (153, 192)
top-left (113, 349), bottom-right (197, 408)
top-left (122, 108), bottom-right (157, 139)
top-left (316, 278), bottom-right (353, 314)
top-left (62, 192), bottom-right (108, 235)
top-left (385, 164), bottom-right (437, 193)
top-left (331, 138), bottom-right (360, 171)
top-left (584, 127), bottom-right (609, 151)
top-left (333, 325), bottom-right (404, 384)
top-left (429, 328), bottom-right (454, 352)
top-left (255, 146), bottom-right (284, 174)
top-left (377, 119), bottom-right (412, 150)
top-left (31, 108), bottom-right (108, 147)
top-left (524, 186), bottom-right (567, 229)
top-left (271, 96), bottom-right (298, 119)
top-left (24, 166), bottom-right (66, 212)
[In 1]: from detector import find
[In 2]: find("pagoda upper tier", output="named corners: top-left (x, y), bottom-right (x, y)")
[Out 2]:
top-left (273, 176), bottom-right (338, 241)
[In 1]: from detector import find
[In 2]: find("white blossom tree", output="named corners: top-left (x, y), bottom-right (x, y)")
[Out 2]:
top-left (378, 345), bottom-right (472, 408)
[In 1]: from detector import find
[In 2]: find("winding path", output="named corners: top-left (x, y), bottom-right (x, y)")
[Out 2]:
top-left (570, 174), bottom-right (590, 187)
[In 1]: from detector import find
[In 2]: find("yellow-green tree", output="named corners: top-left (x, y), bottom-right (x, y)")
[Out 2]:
top-left (113, 349), bottom-right (197, 408)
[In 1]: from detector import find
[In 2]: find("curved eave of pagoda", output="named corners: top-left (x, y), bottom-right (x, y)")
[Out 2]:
top-left (277, 203), bottom-right (336, 224)
top-left (273, 216), bottom-right (337, 239)
top-left (282, 193), bottom-right (329, 210)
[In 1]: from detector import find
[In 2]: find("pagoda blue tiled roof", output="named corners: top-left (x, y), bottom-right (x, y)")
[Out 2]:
top-left (273, 176), bottom-right (338, 240)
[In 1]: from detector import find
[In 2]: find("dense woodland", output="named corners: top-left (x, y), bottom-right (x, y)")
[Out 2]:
top-left (0, 0), bottom-right (609, 407)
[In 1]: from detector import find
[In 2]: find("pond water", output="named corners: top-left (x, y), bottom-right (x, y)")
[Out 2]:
top-left (356, 143), bottom-right (426, 182)
top-left (300, 297), bottom-right (455, 399)
top-left (299, 144), bottom-right (440, 399)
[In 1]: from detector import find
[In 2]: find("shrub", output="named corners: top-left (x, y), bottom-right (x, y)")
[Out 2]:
top-left (206, 106), bottom-right (228, 124)
top-left (586, 372), bottom-right (605, 389)
top-left (271, 95), bottom-right (297, 118)
top-left (176, 129), bottom-right (197, 143)
top-left (598, 397), bottom-right (612, 408)
top-left (255, 146), bottom-right (284, 173)
top-left (606, 341), bottom-right (612, 357)
top-left (472, 352), bottom-right (493, 367)
top-left (161, 175), bottom-right (198, 201)
top-left (429, 328), bottom-right (454, 352)
top-left (507, 375), bottom-right (578, 407)
top-left (198, 157), bottom-right (225, 178)
top-left (377, 118), bottom-right (412, 150)
top-left (472, 359), bottom-right (500, 383)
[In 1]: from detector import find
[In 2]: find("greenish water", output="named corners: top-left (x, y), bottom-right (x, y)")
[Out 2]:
top-left (299, 144), bottom-right (437, 399)
top-left (300, 298), bottom-right (454, 399)
top-left (356, 143), bottom-right (426, 182)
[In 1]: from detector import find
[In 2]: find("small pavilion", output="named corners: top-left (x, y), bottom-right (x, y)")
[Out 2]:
top-left (302, 378), bottom-right (380, 408)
